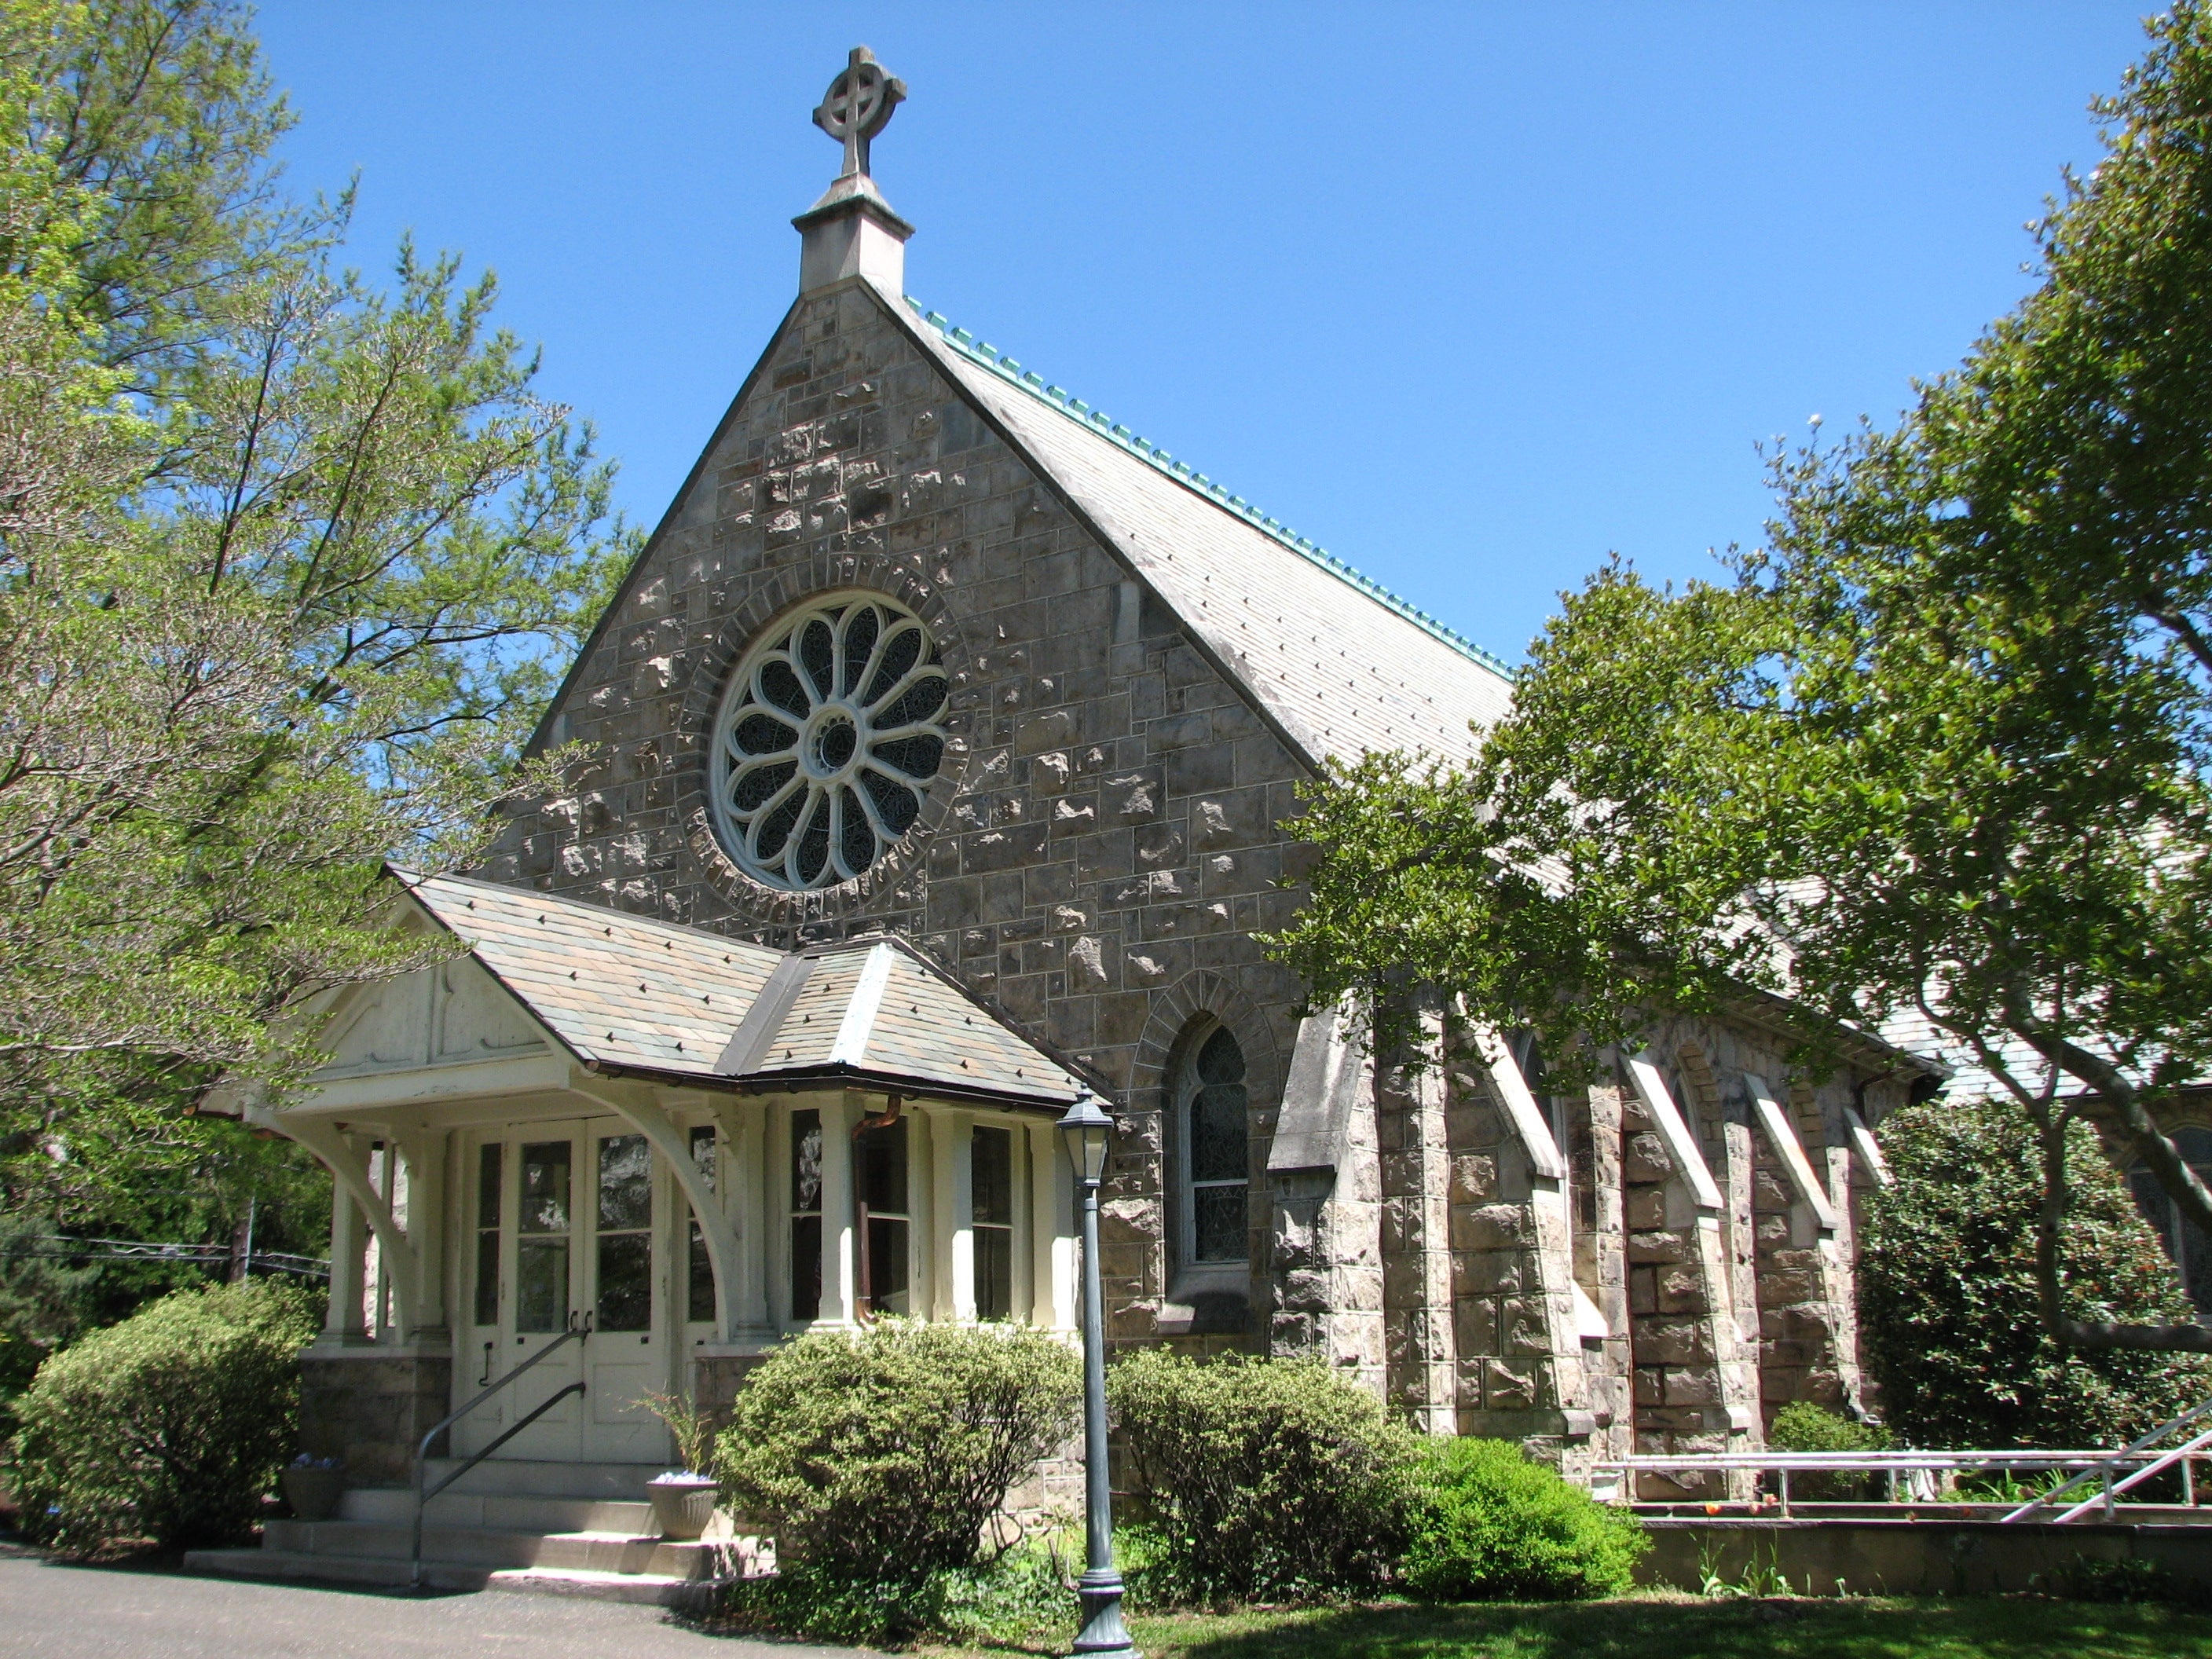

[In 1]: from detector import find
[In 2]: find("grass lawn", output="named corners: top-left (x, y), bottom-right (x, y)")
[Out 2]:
top-left (1068, 1593), bottom-right (2212, 1658)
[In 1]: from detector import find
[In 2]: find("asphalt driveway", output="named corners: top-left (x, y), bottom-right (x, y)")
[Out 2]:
top-left (0, 1552), bottom-right (854, 1659)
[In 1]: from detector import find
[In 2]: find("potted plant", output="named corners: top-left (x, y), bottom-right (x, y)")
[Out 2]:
top-left (281, 1453), bottom-right (345, 1522)
top-left (642, 1391), bottom-right (720, 1540)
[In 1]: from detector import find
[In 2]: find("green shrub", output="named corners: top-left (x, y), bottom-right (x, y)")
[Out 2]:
top-left (1399, 1438), bottom-right (1646, 1602)
top-left (714, 1318), bottom-right (1079, 1623)
top-left (712, 1540), bottom-right (1075, 1647)
top-left (1107, 1350), bottom-right (1414, 1602)
top-left (1860, 1097), bottom-right (2211, 1448)
top-left (11, 1278), bottom-right (318, 1551)
top-left (1767, 1400), bottom-right (1890, 1501)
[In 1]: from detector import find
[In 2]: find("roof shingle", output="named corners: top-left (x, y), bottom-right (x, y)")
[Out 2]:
top-left (397, 871), bottom-right (1082, 1110)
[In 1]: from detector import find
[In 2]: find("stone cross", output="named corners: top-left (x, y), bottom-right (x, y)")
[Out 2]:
top-left (813, 46), bottom-right (906, 181)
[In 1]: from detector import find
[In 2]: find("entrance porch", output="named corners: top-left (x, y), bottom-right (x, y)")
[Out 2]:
top-left (232, 873), bottom-right (1085, 1485)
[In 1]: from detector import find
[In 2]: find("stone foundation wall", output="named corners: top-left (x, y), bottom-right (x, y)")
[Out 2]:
top-left (690, 1352), bottom-right (772, 1430)
top-left (298, 1350), bottom-right (452, 1487)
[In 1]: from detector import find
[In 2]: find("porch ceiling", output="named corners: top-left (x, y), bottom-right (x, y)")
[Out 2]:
top-left (395, 870), bottom-right (1085, 1111)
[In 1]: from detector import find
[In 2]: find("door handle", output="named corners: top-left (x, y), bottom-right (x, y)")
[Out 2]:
top-left (478, 1342), bottom-right (493, 1386)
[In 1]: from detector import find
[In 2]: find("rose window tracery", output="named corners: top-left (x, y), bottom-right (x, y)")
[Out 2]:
top-left (709, 595), bottom-right (948, 889)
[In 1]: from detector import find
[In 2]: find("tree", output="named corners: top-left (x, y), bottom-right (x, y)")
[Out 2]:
top-left (1269, 4), bottom-right (2212, 1353)
top-left (1860, 1097), bottom-right (2207, 1447)
top-left (0, 2), bottom-right (633, 1262)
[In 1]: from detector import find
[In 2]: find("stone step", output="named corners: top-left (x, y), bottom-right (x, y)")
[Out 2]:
top-left (261, 1518), bottom-right (723, 1578)
top-left (419, 1457), bottom-right (666, 1500)
top-left (181, 1547), bottom-right (489, 1592)
top-left (340, 1486), bottom-right (654, 1535)
top-left (485, 1566), bottom-right (705, 1606)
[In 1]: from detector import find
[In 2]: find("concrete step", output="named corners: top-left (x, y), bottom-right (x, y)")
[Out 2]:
top-left (485, 1566), bottom-right (704, 1606)
top-left (340, 1486), bottom-right (654, 1535)
top-left (181, 1547), bottom-right (488, 1592)
top-left (262, 1518), bottom-right (732, 1577)
top-left (419, 1457), bottom-right (665, 1500)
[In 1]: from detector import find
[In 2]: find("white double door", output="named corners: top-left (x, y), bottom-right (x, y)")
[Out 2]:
top-left (456, 1118), bottom-right (672, 1463)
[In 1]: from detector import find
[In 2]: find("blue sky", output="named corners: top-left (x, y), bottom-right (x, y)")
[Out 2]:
top-left (257, 4), bottom-right (2149, 666)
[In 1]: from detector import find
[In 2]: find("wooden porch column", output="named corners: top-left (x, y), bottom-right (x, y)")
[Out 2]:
top-left (728, 1099), bottom-right (772, 1337)
top-left (909, 1108), bottom-right (937, 1317)
top-left (1027, 1118), bottom-right (1075, 1331)
top-left (394, 1128), bottom-right (450, 1343)
top-left (325, 1135), bottom-right (368, 1343)
top-left (945, 1112), bottom-right (976, 1321)
top-left (816, 1094), bottom-right (857, 1327)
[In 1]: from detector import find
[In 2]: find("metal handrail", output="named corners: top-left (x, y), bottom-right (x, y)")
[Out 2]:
top-left (1602, 1450), bottom-right (2167, 1469)
top-left (1591, 1408), bottom-right (2212, 1520)
top-left (2001, 1396), bottom-right (2212, 1524)
top-left (410, 1313), bottom-right (590, 1588)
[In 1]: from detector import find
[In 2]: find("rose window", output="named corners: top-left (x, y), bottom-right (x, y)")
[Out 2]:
top-left (709, 595), bottom-right (948, 889)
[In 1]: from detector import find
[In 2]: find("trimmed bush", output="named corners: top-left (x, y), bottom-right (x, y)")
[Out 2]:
top-left (1767, 1400), bottom-right (1890, 1501)
top-left (11, 1278), bottom-right (318, 1551)
top-left (714, 1318), bottom-right (1079, 1628)
top-left (1400, 1438), bottom-right (1647, 1602)
top-left (1108, 1350), bottom-right (1414, 1602)
top-left (714, 1539), bottom-right (1076, 1649)
top-left (1860, 1096), bottom-right (2211, 1448)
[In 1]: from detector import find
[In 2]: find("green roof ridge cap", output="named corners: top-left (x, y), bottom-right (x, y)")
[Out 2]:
top-left (904, 295), bottom-right (1515, 679)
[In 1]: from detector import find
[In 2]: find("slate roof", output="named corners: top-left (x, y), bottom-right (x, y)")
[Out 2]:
top-left (395, 870), bottom-right (1083, 1111)
top-left (896, 301), bottom-right (1518, 767)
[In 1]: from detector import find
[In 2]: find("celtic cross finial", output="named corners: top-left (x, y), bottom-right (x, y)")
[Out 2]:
top-left (813, 46), bottom-right (906, 181)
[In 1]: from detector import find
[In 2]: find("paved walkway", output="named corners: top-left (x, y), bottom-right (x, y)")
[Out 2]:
top-left (0, 1554), bottom-right (857, 1659)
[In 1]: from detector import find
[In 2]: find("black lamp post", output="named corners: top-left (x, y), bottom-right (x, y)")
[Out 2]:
top-left (1057, 1090), bottom-right (1138, 1659)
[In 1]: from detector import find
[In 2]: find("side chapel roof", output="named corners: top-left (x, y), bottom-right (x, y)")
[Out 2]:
top-left (394, 870), bottom-right (1084, 1111)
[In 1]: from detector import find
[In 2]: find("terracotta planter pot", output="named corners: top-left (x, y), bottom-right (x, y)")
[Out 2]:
top-left (282, 1466), bottom-right (345, 1522)
top-left (647, 1475), bottom-right (720, 1540)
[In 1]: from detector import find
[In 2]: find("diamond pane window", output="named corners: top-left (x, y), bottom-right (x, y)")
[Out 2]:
top-left (711, 595), bottom-right (947, 888)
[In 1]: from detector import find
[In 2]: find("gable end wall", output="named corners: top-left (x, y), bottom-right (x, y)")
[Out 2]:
top-left (481, 279), bottom-right (1317, 1344)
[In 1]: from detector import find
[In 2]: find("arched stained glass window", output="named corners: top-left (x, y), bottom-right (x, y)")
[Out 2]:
top-left (1181, 1025), bottom-right (1249, 1265)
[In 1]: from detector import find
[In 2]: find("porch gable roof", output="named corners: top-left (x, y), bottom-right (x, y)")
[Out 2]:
top-left (394, 870), bottom-right (1084, 1111)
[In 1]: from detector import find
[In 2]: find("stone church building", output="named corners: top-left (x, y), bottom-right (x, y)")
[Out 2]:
top-left (226, 52), bottom-right (1936, 1545)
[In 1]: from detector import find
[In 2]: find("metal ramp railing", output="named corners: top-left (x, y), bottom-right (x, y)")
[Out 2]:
top-left (2000, 1397), bottom-right (2212, 1524)
top-left (1597, 1448), bottom-right (2197, 1516)
top-left (1596, 1400), bottom-right (2212, 1521)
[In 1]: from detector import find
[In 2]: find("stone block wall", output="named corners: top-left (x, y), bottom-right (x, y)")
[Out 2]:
top-left (1375, 1019), bottom-right (1456, 1434)
top-left (299, 1350), bottom-right (452, 1487)
top-left (1442, 1053), bottom-right (1598, 1471)
top-left (1570, 1082), bottom-right (1634, 1460)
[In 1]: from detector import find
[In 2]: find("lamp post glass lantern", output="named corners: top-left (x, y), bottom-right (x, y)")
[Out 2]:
top-left (1057, 1091), bottom-right (1138, 1659)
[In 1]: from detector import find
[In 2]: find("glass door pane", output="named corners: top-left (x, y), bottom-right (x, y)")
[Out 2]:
top-left (595, 1133), bottom-right (654, 1332)
top-left (517, 1140), bottom-right (573, 1332)
top-left (472, 1142), bottom-right (502, 1328)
